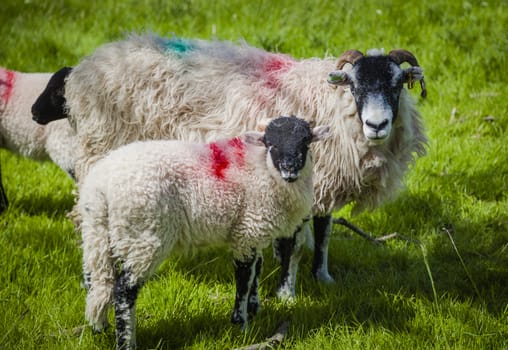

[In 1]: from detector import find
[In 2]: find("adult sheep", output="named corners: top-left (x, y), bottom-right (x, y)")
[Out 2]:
top-left (0, 67), bottom-right (76, 212)
top-left (79, 116), bottom-right (329, 349)
top-left (33, 34), bottom-right (427, 297)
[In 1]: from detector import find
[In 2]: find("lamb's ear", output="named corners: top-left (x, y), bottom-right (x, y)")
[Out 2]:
top-left (327, 70), bottom-right (351, 86)
top-left (311, 125), bottom-right (331, 142)
top-left (243, 131), bottom-right (265, 146)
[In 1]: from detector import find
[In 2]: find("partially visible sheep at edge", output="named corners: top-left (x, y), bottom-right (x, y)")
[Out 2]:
top-left (79, 116), bottom-right (329, 350)
top-left (0, 67), bottom-right (76, 213)
top-left (33, 34), bottom-right (427, 298)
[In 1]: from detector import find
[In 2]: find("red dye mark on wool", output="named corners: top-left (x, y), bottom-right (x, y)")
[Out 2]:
top-left (0, 68), bottom-right (16, 108)
top-left (262, 54), bottom-right (295, 89)
top-left (209, 137), bottom-right (245, 179)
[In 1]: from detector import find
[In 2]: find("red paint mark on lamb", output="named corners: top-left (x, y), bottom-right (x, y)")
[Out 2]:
top-left (227, 137), bottom-right (245, 167)
top-left (209, 137), bottom-right (245, 179)
top-left (0, 68), bottom-right (16, 111)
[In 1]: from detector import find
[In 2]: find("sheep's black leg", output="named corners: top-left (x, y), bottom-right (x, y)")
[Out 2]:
top-left (274, 221), bottom-right (308, 299)
top-left (114, 270), bottom-right (141, 350)
top-left (231, 254), bottom-right (257, 327)
top-left (0, 162), bottom-right (8, 214)
top-left (247, 255), bottom-right (263, 317)
top-left (312, 215), bottom-right (334, 283)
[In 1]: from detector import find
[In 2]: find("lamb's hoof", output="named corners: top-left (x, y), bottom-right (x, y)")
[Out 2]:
top-left (247, 302), bottom-right (260, 317)
top-left (231, 311), bottom-right (247, 329)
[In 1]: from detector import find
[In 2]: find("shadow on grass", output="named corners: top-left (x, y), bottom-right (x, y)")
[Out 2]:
top-left (137, 309), bottom-right (233, 349)
top-left (11, 190), bottom-right (75, 217)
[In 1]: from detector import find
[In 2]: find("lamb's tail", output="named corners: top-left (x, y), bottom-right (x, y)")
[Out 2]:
top-left (79, 192), bottom-right (114, 332)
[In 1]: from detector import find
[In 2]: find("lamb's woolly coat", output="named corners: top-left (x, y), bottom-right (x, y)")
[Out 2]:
top-left (0, 68), bottom-right (76, 175)
top-left (66, 34), bottom-right (426, 216)
top-left (79, 136), bottom-right (314, 328)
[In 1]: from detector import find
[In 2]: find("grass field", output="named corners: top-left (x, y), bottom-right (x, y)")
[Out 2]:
top-left (1, 0), bottom-right (507, 349)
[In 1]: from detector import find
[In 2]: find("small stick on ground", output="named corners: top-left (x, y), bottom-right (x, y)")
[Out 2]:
top-left (333, 217), bottom-right (401, 244)
top-left (233, 321), bottom-right (290, 350)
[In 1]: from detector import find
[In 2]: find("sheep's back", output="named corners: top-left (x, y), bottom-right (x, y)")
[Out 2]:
top-left (68, 34), bottom-right (427, 217)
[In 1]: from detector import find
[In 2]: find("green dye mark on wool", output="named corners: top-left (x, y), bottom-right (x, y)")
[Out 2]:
top-left (162, 37), bottom-right (195, 55)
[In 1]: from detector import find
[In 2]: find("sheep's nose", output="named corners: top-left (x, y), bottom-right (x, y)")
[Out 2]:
top-left (365, 118), bottom-right (389, 132)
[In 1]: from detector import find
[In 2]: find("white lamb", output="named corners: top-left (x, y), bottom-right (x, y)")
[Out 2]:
top-left (33, 34), bottom-right (427, 297)
top-left (0, 67), bottom-right (77, 212)
top-left (78, 116), bottom-right (329, 350)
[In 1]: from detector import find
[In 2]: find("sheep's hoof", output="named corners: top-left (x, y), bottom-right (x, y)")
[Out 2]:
top-left (276, 287), bottom-right (296, 302)
top-left (90, 319), bottom-right (109, 334)
top-left (91, 324), bottom-right (108, 335)
top-left (315, 272), bottom-right (336, 284)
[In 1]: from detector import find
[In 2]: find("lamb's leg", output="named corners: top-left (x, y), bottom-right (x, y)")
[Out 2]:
top-left (312, 215), bottom-right (335, 283)
top-left (82, 271), bottom-right (91, 290)
top-left (274, 221), bottom-right (308, 300)
top-left (247, 255), bottom-right (263, 317)
top-left (114, 270), bottom-right (141, 350)
top-left (231, 254), bottom-right (257, 328)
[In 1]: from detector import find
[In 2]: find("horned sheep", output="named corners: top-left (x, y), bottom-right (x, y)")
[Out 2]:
top-left (33, 34), bottom-right (427, 297)
top-left (0, 67), bottom-right (76, 212)
top-left (78, 116), bottom-right (329, 349)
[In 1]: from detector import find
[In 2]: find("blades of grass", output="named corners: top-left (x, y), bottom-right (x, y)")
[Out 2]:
top-left (442, 227), bottom-right (483, 301)
top-left (418, 242), bottom-right (439, 309)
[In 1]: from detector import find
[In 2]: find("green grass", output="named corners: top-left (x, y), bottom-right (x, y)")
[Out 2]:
top-left (1, 0), bottom-right (507, 349)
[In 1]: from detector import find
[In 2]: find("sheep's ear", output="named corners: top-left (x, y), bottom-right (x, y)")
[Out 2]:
top-left (311, 125), bottom-right (331, 142)
top-left (327, 70), bottom-right (350, 86)
top-left (402, 66), bottom-right (426, 97)
top-left (403, 66), bottom-right (424, 83)
top-left (243, 131), bottom-right (265, 146)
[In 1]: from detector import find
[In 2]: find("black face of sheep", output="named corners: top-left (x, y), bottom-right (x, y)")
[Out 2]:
top-left (328, 49), bottom-right (426, 144)
top-left (31, 67), bottom-right (72, 125)
top-left (245, 116), bottom-right (329, 182)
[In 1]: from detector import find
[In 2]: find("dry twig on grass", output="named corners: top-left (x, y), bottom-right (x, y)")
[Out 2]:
top-left (233, 321), bottom-right (290, 350)
top-left (333, 217), bottom-right (401, 244)
top-left (333, 217), bottom-right (422, 245)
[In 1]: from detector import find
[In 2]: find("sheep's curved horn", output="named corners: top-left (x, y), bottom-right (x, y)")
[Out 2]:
top-left (336, 49), bottom-right (364, 69)
top-left (388, 49), bottom-right (427, 98)
top-left (388, 49), bottom-right (420, 67)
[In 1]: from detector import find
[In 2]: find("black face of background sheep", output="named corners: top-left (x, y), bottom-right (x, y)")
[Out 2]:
top-left (328, 49), bottom-right (426, 144)
top-left (261, 116), bottom-right (314, 182)
top-left (31, 67), bottom-right (72, 125)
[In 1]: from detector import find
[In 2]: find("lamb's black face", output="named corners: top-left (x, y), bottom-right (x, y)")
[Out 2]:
top-left (263, 116), bottom-right (314, 182)
top-left (32, 67), bottom-right (72, 125)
